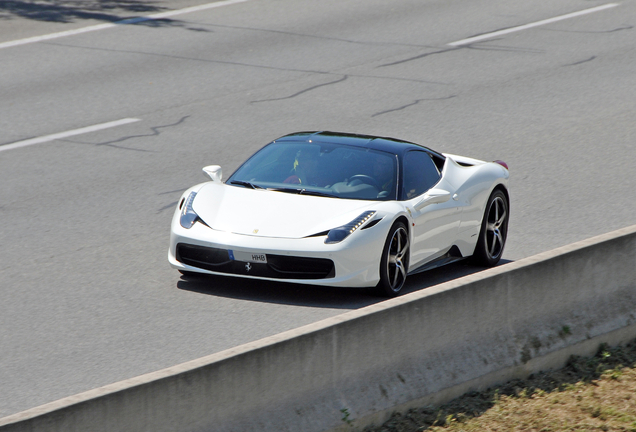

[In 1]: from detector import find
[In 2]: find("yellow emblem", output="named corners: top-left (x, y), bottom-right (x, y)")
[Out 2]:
top-left (253, 229), bottom-right (259, 234)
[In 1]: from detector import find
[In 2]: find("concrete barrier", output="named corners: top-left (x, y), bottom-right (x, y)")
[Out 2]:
top-left (2, 224), bottom-right (635, 432)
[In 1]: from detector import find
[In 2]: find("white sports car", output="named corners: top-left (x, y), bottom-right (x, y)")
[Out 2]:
top-left (169, 131), bottom-right (509, 296)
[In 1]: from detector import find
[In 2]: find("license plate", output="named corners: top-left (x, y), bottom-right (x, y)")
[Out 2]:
top-left (229, 250), bottom-right (267, 264)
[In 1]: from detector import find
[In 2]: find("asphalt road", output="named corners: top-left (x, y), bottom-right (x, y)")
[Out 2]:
top-left (1, 0), bottom-right (635, 418)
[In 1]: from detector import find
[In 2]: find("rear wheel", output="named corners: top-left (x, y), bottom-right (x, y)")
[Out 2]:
top-left (472, 189), bottom-right (509, 266)
top-left (376, 221), bottom-right (410, 297)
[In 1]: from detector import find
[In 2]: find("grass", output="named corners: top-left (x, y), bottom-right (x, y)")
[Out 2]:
top-left (365, 339), bottom-right (636, 432)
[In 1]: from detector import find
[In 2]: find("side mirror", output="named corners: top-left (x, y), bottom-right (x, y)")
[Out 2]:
top-left (202, 165), bottom-right (222, 182)
top-left (414, 188), bottom-right (451, 210)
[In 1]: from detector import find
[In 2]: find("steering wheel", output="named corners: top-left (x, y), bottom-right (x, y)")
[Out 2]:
top-left (347, 174), bottom-right (381, 190)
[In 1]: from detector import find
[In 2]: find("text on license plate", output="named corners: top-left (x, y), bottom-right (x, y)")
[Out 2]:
top-left (229, 250), bottom-right (267, 264)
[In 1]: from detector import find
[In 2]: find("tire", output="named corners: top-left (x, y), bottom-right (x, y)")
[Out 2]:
top-left (472, 189), bottom-right (509, 266)
top-left (376, 221), bottom-right (410, 297)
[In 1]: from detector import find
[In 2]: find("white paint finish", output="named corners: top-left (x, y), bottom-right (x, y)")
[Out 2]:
top-left (170, 182), bottom-right (394, 288)
top-left (170, 151), bottom-right (508, 287)
top-left (0, 118), bottom-right (141, 153)
top-left (0, 0), bottom-right (252, 50)
top-left (448, 3), bottom-right (619, 46)
top-left (192, 182), bottom-right (375, 239)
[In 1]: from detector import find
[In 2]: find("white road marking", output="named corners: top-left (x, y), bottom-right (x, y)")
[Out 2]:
top-left (0, 0), bottom-right (252, 50)
top-left (0, 118), bottom-right (141, 152)
top-left (448, 3), bottom-right (619, 46)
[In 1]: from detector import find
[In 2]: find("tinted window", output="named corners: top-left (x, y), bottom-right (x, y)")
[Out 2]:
top-left (401, 151), bottom-right (441, 199)
top-left (227, 142), bottom-right (398, 201)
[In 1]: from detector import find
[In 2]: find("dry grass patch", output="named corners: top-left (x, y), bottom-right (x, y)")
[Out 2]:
top-left (366, 340), bottom-right (636, 432)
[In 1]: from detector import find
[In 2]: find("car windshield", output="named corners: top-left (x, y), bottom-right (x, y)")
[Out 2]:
top-left (227, 141), bottom-right (398, 201)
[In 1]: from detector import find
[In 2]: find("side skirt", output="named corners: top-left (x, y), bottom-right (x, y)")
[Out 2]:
top-left (407, 245), bottom-right (465, 276)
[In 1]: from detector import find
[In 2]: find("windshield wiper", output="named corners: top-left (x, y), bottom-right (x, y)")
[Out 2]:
top-left (266, 187), bottom-right (300, 194)
top-left (268, 187), bottom-right (337, 198)
top-left (230, 180), bottom-right (263, 189)
top-left (298, 189), bottom-right (337, 198)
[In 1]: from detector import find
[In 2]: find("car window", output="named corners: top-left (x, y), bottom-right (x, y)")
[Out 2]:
top-left (227, 142), bottom-right (398, 201)
top-left (401, 151), bottom-right (441, 200)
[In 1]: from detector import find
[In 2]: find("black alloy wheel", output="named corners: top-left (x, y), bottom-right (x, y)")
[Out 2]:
top-left (473, 189), bottom-right (509, 266)
top-left (377, 221), bottom-right (410, 297)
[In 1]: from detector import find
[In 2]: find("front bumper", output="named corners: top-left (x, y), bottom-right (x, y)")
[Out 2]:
top-left (175, 243), bottom-right (335, 279)
top-left (168, 213), bottom-right (387, 288)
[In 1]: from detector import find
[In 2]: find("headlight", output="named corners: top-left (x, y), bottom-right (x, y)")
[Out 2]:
top-left (325, 211), bottom-right (376, 244)
top-left (180, 192), bottom-right (199, 229)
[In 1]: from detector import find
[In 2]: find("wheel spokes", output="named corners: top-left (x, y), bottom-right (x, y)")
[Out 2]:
top-left (486, 197), bottom-right (507, 259)
top-left (387, 227), bottom-right (408, 291)
top-left (493, 203), bottom-right (507, 229)
top-left (489, 230), bottom-right (503, 256)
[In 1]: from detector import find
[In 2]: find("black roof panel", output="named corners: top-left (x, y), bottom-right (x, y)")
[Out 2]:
top-left (274, 131), bottom-right (442, 157)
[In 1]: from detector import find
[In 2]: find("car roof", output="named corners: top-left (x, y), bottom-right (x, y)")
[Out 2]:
top-left (272, 131), bottom-right (444, 159)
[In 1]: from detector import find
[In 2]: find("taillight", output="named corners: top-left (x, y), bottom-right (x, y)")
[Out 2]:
top-left (494, 160), bottom-right (508, 170)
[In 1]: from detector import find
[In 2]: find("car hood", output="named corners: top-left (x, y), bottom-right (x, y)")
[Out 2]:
top-left (192, 183), bottom-right (376, 239)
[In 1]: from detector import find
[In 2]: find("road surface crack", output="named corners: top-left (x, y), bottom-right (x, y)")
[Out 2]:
top-left (251, 75), bottom-right (348, 103)
top-left (372, 96), bottom-right (456, 117)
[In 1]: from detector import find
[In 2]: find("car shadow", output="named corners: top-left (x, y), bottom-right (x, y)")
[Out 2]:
top-left (176, 259), bottom-right (513, 309)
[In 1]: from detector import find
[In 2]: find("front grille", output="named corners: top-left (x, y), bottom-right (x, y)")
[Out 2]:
top-left (176, 244), bottom-right (231, 270)
top-left (176, 243), bottom-right (335, 280)
top-left (266, 255), bottom-right (335, 278)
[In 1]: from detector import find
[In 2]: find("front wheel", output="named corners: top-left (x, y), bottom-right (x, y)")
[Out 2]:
top-left (472, 189), bottom-right (509, 266)
top-left (376, 221), bottom-right (410, 297)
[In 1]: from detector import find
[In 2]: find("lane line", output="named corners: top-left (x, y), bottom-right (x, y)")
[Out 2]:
top-left (0, 0), bottom-right (252, 50)
top-left (0, 118), bottom-right (141, 153)
top-left (448, 3), bottom-right (619, 46)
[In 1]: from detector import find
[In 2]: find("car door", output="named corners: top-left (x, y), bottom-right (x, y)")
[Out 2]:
top-left (402, 151), bottom-right (461, 270)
